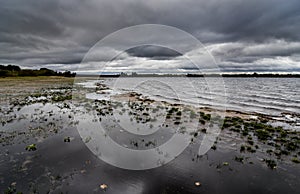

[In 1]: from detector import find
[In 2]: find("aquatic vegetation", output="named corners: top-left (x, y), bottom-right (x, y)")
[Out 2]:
top-left (85, 136), bottom-right (92, 143)
top-left (4, 187), bottom-right (23, 194)
top-left (255, 129), bottom-right (271, 140)
top-left (280, 149), bottom-right (290, 156)
top-left (285, 141), bottom-right (298, 151)
top-left (174, 121), bottom-right (181, 125)
top-left (193, 132), bottom-right (199, 137)
top-left (199, 119), bottom-right (206, 125)
top-left (9, 86), bottom-right (74, 107)
top-left (64, 137), bottom-right (71, 142)
top-left (211, 145), bottom-right (217, 150)
top-left (25, 144), bottom-right (37, 151)
top-left (175, 116), bottom-right (181, 120)
top-left (223, 117), bottom-right (245, 133)
top-left (280, 130), bottom-right (288, 138)
top-left (219, 115), bottom-right (300, 162)
top-left (145, 141), bottom-right (156, 147)
top-left (291, 157), bottom-right (300, 163)
top-left (246, 146), bottom-right (256, 153)
top-left (202, 113), bottom-right (211, 121)
top-left (223, 162), bottom-right (229, 166)
top-left (189, 110), bottom-right (197, 119)
top-left (222, 121), bottom-right (231, 128)
top-left (230, 126), bottom-right (241, 133)
top-left (242, 130), bottom-right (249, 136)
top-left (264, 159), bottom-right (277, 169)
top-left (240, 145), bottom-right (246, 152)
top-left (131, 140), bottom-right (139, 147)
top-left (234, 156), bottom-right (244, 163)
top-left (247, 139), bottom-right (254, 145)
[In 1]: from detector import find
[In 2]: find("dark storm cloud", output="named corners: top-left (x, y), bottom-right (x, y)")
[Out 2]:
top-left (0, 0), bottom-right (300, 72)
top-left (126, 45), bottom-right (181, 59)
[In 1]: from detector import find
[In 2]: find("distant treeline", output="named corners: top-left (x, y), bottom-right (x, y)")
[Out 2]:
top-left (187, 73), bottom-right (300, 78)
top-left (0, 65), bottom-right (76, 77)
top-left (96, 72), bottom-right (300, 78)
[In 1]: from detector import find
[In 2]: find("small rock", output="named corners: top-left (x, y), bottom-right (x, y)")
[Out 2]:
top-left (195, 181), bottom-right (201, 187)
top-left (100, 184), bottom-right (108, 190)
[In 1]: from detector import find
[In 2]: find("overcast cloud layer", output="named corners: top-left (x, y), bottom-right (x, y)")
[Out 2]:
top-left (1, 0), bottom-right (300, 73)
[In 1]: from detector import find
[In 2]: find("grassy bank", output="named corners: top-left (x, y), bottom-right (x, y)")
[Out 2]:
top-left (0, 76), bottom-right (76, 106)
top-left (0, 76), bottom-right (76, 92)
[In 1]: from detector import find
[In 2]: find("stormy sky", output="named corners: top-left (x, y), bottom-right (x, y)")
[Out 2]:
top-left (1, 0), bottom-right (300, 73)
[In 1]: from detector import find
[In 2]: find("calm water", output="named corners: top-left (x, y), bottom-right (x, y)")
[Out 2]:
top-left (85, 77), bottom-right (300, 116)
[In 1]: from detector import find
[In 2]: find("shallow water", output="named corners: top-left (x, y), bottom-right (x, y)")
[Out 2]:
top-left (88, 77), bottom-right (300, 116)
top-left (2, 109), bottom-right (299, 194)
top-left (1, 78), bottom-right (300, 193)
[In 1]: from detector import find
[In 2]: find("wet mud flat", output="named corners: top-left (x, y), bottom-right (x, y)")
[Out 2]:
top-left (0, 77), bottom-right (300, 194)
